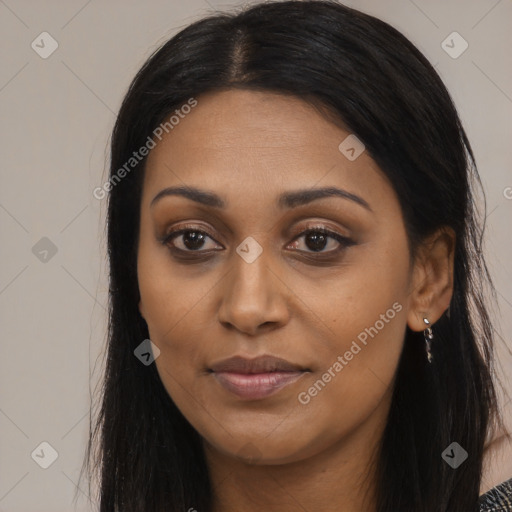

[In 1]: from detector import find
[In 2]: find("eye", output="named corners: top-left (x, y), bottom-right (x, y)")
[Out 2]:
top-left (162, 226), bottom-right (222, 253)
top-left (287, 226), bottom-right (353, 254)
top-left (160, 224), bottom-right (354, 257)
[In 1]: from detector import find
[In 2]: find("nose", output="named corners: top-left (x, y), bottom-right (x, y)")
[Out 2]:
top-left (217, 251), bottom-right (290, 336)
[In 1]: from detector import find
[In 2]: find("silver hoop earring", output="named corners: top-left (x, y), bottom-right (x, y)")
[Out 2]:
top-left (423, 317), bottom-right (434, 363)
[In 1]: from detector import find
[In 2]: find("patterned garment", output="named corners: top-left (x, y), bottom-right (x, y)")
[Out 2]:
top-left (479, 478), bottom-right (512, 511)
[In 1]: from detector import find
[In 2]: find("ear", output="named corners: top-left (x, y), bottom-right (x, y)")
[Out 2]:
top-left (406, 227), bottom-right (455, 331)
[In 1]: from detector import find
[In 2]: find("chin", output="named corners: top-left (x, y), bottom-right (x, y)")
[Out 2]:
top-left (204, 431), bottom-right (314, 466)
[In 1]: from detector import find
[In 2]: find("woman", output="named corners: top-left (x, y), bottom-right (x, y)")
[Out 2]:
top-left (82, 1), bottom-right (511, 510)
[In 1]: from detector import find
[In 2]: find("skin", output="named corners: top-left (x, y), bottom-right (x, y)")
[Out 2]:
top-left (137, 89), bottom-right (455, 512)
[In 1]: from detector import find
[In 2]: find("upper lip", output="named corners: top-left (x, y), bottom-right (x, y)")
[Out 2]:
top-left (209, 355), bottom-right (307, 374)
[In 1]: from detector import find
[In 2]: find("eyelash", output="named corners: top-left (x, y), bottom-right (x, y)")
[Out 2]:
top-left (161, 223), bottom-right (354, 259)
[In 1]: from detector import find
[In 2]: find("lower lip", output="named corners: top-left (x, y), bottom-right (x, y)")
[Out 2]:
top-left (212, 371), bottom-right (306, 400)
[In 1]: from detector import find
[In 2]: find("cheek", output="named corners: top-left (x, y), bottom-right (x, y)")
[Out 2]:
top-left (291, 233), bottom-right (411, 420)
top-left (137, 230), bottom-right (209, 339)
top-left (143, 288), bottom-right (215, 419)
top-left (294, 227), bottom-right (411, 361)
top-left (137, 242), bottom-right (208, 387)
top-left (295, 301), bottom-right (407, 422)
top-left (138, 269), bottom-right (211, 380)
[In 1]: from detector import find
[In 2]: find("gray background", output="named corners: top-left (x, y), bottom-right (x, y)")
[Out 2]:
top-left (1, 0), bottom-right (511, 510)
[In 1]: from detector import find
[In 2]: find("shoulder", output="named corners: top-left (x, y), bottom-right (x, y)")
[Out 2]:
top-left (479, 477), bottom-right (512, 511)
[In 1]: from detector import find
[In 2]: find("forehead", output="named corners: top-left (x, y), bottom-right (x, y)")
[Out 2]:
top-left (142, 89), bottom-right (395, 213)
top-left (148, 89), bottom-right (349, 159)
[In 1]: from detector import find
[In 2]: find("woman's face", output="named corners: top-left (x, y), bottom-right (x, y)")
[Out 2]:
top-left (137, 89), bottom-right (417, 464)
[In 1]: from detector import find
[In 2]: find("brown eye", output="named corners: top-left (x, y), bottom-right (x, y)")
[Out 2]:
top-left (160, 224), bottom-right (354, 259)
top-left (288, 227), bottom-right (354, 254)
top-left (163, 228), bottom-right (222, 252)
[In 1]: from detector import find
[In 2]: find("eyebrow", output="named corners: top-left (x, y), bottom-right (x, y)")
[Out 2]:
top-left (150, 185), bottom-right (372, 212)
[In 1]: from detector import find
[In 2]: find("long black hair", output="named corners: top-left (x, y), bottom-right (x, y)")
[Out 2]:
top-left (81, 1), bottom-right (505, 510)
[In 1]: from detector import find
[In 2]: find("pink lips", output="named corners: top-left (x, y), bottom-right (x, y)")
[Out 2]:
top-left (209, 355), bottom-right (308, 400)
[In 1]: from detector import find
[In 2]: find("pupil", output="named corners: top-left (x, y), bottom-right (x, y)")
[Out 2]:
top-left (184, 231), bottom-right (205, 250)
top-left (306, 232), bottom-right (327, 252)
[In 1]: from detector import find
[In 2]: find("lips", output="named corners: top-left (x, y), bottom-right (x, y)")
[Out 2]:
top-left (210, 355), bottom-right (306, 374)
top-left (209, 355), bottom-right (309, 400)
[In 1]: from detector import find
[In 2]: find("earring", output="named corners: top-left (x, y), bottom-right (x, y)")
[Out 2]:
top-left (423, 317), bottom-right (434, 363)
